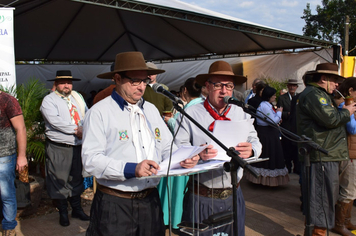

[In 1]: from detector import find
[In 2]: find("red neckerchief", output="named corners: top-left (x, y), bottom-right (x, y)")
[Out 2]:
top-left (271, 103), bottom-right (277, 113)
top-left (204, 99), bottom-right (231, 131)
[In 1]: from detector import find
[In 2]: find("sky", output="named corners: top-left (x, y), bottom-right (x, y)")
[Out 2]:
top-left (178, 0), bottom-right (323, 35)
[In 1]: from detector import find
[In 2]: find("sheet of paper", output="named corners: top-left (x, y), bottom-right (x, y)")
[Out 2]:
top-left (158, 145), bottom-right (206, 173)
top-left (155, 160), bottom-right (224, 177)
top-left (210, 119), bottom-right (253, 161)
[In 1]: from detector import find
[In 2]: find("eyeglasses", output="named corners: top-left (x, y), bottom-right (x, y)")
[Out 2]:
top-left (122, 75), bottom-right (151, 86)
top-left (208, 81), bottom-right (235, 91)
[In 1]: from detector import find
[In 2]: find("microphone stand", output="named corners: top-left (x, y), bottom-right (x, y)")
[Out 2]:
top-left (235, 103), bottom-right (328, 236)
top-left (172, 101), bottom-right (260, 236)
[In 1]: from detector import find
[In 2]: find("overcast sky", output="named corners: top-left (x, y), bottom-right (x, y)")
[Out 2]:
top-left (178, 0), bottom-right (323, 35)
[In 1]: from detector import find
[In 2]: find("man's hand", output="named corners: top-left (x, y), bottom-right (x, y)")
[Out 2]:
top-left (199, 144), bottom-right (218, 161)
top-left (344, 103), bottom-right (356, 116)
top-left (16, 155), bottom-right (28, 172)
top-left (180, 155), bottom-right (200, 168)
top-left (234, 142), bottom-right (253, 159)
top-left (135, 160), bottom-right (160, 177)
top-left (74, 126), bottom-right (83, 139)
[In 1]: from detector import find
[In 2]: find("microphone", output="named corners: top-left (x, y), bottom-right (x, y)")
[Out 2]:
top-left (152, 83), bottom-right (184, 105)
top-left (223, 96), bottom-right (254, 110)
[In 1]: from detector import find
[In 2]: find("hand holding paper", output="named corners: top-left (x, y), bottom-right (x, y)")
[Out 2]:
top-left (199, 144), bottom-right (218, 161)
top-left (234, 142), bottom-right (253, 159)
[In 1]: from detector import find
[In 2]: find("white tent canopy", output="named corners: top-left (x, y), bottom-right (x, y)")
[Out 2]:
top-left (6, 0), bottom-right (335, 62)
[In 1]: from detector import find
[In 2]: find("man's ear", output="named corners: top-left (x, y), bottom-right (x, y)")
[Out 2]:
top-left (113, 73), bottom-right (121, 84)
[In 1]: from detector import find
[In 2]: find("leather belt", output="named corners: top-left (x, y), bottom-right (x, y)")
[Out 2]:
top-left (188, 181), bottom-right (240, 200)
top-left (46, 138), bottom-right (75, 148)
top-left (98, 184), bottom-right (154, 199)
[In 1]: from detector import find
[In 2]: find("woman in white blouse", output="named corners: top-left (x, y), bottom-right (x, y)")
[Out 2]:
top-left (245, 86), bottom-right (290, 186)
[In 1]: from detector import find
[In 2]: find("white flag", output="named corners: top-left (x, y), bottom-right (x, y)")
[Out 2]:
top-left (0, 8), bottom-right (16, 90)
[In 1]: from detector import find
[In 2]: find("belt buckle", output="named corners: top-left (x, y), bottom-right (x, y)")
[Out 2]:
top-left (219, 190), bottom-right (232, 200)
top-left (131, 191), bottom-right (147, 199)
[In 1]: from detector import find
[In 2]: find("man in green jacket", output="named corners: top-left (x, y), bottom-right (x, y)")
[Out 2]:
top-left (297, 63), bottom-right (356, 236)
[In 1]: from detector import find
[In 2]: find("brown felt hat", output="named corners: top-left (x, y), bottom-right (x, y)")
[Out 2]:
top-left (195, 61), bottom-right (247, 86)
top-left (307, 63), bottom-right (345, 83)
top-left (47, 70), bottom-right (81, 81)
top-left (97, 52), bottom-right (165, 79)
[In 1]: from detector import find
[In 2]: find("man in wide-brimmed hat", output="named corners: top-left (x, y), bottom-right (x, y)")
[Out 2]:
top-left (81, 51), bottom-right (199, 236)
top-left (297, 63), bottom-right (356, 235)
top-left (277, 78), bottom-right (300, 174)
top-left (40, 70), bottom-right (89, 227)
top-left (174, 60), bottom-right (262, 236)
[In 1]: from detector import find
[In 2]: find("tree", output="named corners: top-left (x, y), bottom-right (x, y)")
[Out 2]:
top-left (302, 0), bottom-right (356, 55)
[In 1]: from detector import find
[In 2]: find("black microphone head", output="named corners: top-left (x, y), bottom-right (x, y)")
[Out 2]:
top-left (223, 96), bottom-right (231, 104)
top-left (152, 83), bottom-right (163, 93)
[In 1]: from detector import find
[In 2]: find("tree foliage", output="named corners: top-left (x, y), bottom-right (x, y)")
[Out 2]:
top-left (302, 0), bottom-right (356, 55)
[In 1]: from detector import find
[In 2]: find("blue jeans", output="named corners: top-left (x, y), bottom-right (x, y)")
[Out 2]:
top-left (0, 153), bottom-right (18, 230)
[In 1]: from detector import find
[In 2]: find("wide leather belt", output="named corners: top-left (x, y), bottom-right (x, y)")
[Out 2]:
top-left (97, 184), bottom-right (154, 199)
top-left (188, 181), bottom-right (240, 200)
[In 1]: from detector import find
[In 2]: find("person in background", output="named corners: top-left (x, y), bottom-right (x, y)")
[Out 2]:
top-left (0, 91), bottom-right (27, 236)
top-left (93, 62), bottom-right (116, 105)
top-left (244, 78), bottom-right (261, 103)
top-left (82, 51), bottom-right (199, 235)
top-left (277, 79), bottom-right (300, 174)
top-left (331, 77), bottom-right (356, 236)
top-left (158, 77), bottom-right (204, 231)
top-left (200, 85), bottom-right (209, 100)
top-left (245, 86), bottom-right (289, 186)
top-left (174, 60), bottom-right (262, 236)
top-left (143, 62), bottom-right (173, 122)
top-left (248, 81), bottom-right (267, 110)
top-left (297, 63), bottom-right (356, 236)
top-left (40, 70), bottom-right (89, 227)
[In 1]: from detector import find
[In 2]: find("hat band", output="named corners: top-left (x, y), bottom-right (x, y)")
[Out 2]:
top-left (316, 70), bottom-right (340, 75)
top-left (56, 76), bottom-right (74, 79)
top-left (210, 71), bottom-right (235, 76)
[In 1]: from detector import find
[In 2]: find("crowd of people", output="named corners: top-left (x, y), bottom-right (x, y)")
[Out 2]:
top-left (2, 51), bottom-right (356, 236)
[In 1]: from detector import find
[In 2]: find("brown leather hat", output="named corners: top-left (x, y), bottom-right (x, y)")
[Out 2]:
top-left (47, 70), bottom-right (81, 81)
top-left (195, 61), bottom-right (247, 86)
top-left (97, 52), bottom-right (165, 79)
top-left (307, 63), bottom-right (345, 83)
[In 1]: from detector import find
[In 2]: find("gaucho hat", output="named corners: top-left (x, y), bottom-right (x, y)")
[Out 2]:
top-left (307, 63), bottom-right (345, 83)
top-left (47, 70), bottom-right (81, 81)
top-left (97, 52), bottom-right (165, 79)
top-left (195, 61), bottom-right (247, 86)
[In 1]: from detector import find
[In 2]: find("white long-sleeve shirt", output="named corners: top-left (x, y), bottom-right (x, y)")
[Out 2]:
top-left (174, 102), bottom-right (262, 188)
top-left (82, 91), bottom-right (176, 192)
top-left (40, 91), bottom-right (86, 145)
top-left (256, 101), bottom-right (282, 126)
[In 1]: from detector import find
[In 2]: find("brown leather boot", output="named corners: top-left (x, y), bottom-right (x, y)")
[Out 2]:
top-left (312, 226), bottom-right (326, 236)
top-left (332, 201), bottom-right (354, 236)
top-left (345, 201), bottom-right (356, 230)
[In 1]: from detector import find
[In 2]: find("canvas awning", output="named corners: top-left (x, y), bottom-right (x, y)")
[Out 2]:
top-left (4, 0), bottom-right (337, 62)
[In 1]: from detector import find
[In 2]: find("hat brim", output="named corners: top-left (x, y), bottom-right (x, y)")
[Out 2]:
top-left (307, 70), bottom-right (345, 83)
top-left (97, 68), bottom-right (165, 79)
top-left (47, 78), bottom-right (81, 81)
top-left (195, 73), bottom-right (247, 86)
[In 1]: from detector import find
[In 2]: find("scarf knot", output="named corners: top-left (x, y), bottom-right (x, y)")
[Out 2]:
top-left (203, 99), bottom-right (231, 131)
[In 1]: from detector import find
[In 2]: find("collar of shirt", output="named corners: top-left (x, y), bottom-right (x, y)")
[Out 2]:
top-left (111, 90), bottom-right (146, 110)
top-left (206, 98), bottom-right (231, 116)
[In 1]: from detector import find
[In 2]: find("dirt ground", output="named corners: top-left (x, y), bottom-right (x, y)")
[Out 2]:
top-left (18, 187), bottom-right (94, 221)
